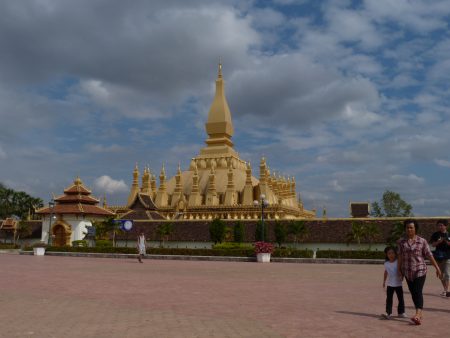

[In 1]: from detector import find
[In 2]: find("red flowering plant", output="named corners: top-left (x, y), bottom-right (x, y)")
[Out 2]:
top-left (254, 241), bottom-right (274, 254)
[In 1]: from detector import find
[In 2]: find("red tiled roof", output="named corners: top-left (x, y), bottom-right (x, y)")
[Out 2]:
top-left (0, 218), bottom-right (17, 230)
top-left (54, 194), bottom-right (99, 204)
top-left (37, 203), bottom-right (114, 216)
top-left (64, 185), bottom-right (91, 195)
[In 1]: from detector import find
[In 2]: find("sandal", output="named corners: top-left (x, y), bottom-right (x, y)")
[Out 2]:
top-left (410, 316), bottom-right (421, 325)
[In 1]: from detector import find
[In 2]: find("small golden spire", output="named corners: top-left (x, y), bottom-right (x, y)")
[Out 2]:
top-left (74, 176), bottom-right (83, 186)
top-left (218, 58), bottom-right (222, 78)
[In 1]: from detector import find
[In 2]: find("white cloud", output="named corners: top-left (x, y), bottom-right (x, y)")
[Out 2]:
top-left (87, 144), bottom-right (126, 153)
top-left (391, 174), bottom-right (425, 185)
top-left (94, 176), bottom-right (128, 194)
top-left (434, 159), bottom-right (450, 168)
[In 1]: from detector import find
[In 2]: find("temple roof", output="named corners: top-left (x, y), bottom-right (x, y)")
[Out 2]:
top-left (54, 194), bottom-right (100, 204)
top-left (64, 177), bottom-right (92, 195)
top-left (37, 177), bottom-right (114, 217)
top-left (37, 203), bottom-right (114, 216)
top-left (0, 218), bottom-right (17, 230)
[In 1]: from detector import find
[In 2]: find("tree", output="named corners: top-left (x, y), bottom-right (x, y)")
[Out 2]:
top-left (288, 220), bottom-right (308, 245)
top-left (364, 223), bottom-right (380, 250)
top-left (346, 222), bottom-right (380, 250)
top-left (233, 221), bottom-right (245, 243)
top-left (0, 183), bottom-right (43, 219)
top-left (14, 221), bottom-right (32, 245)
top-left (386, 221), bottom-right (404, 247)
top-left (346, 222), bottom-right (365, 248)
top-left (371, 190), bottom-right (413, 217)
top-left (274, 221), bottom-right (287, 247)
top-left (255, 220), bottom-right (269, 242)
top-left (156, 222), bottom-right (174, 247)
top-left (92, 217), bottom-right (117, 246)
top-left (209, 218), bottom-right (226, 244)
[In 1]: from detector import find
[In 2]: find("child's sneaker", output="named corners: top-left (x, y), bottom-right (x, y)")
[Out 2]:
top-left (381, 313), bottom-right (391, 319)
top-left (440, 291), bottom-right (447, 297)
top-left (398, 313), bottom-right (407, 318)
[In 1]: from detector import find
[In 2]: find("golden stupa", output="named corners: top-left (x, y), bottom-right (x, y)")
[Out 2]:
top-left (112, 64), bottom-right (315, 220)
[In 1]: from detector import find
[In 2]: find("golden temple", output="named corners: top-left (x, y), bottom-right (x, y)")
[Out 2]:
top-left (112, 64), bottom-right (315, 220)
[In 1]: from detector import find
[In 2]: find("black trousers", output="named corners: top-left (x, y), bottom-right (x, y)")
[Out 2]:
top-left (406, 275), bottom-right (426, 310)
top-left (386, 286), bottom-right (405, 315)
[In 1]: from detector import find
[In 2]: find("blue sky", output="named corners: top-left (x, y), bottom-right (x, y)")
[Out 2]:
top-left (1, 0), bottom-right (450, 216)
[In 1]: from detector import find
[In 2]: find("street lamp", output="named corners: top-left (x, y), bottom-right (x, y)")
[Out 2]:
top-left (47, 199), bottom-right (55, 245)
top-left (253, 194), bottom-right (269, 241)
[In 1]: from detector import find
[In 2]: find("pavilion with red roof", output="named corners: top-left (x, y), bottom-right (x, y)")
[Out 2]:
top-left (36, 177), bottom-right (114, 246)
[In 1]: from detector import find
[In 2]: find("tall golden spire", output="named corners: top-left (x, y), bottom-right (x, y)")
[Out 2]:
top-left (200, 62), bottom-right (236, 157)
top-left (127, 163), bottom-right (140, 206)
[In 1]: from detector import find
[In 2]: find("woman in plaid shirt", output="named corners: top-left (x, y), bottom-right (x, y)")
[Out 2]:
top-left (397, 219), bottom-right (442, 325)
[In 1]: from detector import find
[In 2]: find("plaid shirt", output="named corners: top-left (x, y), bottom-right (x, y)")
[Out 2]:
top-left (398, 235), bottom-right (432, 281)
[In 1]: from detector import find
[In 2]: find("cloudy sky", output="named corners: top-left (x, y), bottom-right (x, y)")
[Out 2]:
top-left (1, 0), bottom-right (450, 217)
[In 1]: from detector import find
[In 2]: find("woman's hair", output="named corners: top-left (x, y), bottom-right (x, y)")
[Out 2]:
top-left (403, 219), bottom-right (419, 232)
top-left (384, 246), bottom-right (397, 261)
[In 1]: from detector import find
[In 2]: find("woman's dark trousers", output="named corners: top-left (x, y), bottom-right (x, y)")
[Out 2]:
top-left (406, 275), bottom-right (426, 309)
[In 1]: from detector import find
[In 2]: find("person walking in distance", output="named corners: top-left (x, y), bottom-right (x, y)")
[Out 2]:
top-left (430, 219), bottom-right (450, 297)
top-left (137, 231), bottom-right (147, 263)
top-left (381, 247), bottom-right (406, 319)
top-left (397, 219), bottom-right (442, 325)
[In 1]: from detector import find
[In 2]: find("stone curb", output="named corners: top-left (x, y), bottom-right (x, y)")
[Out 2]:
top-left (18, 250), bottom-right (385, 264)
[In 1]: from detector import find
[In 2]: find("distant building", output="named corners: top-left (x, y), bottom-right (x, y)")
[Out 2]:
top-left (349, 202), bottom-right (370, 218)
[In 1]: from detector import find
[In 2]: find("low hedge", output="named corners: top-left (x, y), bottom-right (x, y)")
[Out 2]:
top-left (0, 243), bottom-right (19, 249)
top-left (272, 248), bottom-right (313, 258)
top-left (316, 250), bottom-right (384, 259)
top-left (21, 245), bottom-right (382, 259)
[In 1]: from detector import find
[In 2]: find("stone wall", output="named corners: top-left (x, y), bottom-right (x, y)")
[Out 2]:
top-left (3, 218), bottom-right (445, 244)
top-left (122, 217), bottom-right (444, 244)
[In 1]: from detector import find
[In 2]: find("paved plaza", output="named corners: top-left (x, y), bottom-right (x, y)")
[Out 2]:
top-left (1, 254), bottom-right (449, 338)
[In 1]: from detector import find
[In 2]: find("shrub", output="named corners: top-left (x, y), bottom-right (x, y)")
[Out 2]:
top-left (254, 241), bottom-right (274, 254)
top-left (212, 242), bottom-right (253, 250)
top-left (272, 248), bottom-right (313, 258)
top-left (233, 221), bottom-right (245, 243)
top-left (72, 240), bottom-right (88, 247)
top-left (95, 240), bottom-right (113, 248)
top-left (316, 250), bottom-right (384, 259)
top-left (209, 218), bottom-right (226, 244)
top-left (32, 242), bottom-right (47, 248)
top-left (0, 243), bottom-right (19, 249)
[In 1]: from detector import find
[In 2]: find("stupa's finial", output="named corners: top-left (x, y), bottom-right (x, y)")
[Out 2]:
top-left (218, 58), bottom-right (222, 78)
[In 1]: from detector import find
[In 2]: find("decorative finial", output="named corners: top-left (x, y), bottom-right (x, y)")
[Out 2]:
top-left (218, 59), bottom-right (222, 78)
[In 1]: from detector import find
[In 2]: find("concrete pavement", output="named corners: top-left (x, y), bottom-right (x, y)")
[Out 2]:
top-left (0, 254), bottom-right (448, 337)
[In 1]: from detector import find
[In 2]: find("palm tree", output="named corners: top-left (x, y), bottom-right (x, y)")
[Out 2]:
top-left (364, 223), bottom-right (380, 250)
top-left (156, 222), bottom-right (174, 247)
top-left (346, 222), bottom-right (365, 249)
top-left (288, 221), bottom-right (309, 246)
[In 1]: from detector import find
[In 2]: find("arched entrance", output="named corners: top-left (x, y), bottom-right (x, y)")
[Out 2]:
top-left (51, 221), bottom-right (72, 247)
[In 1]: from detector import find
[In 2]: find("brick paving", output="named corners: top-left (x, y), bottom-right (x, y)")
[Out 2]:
top-left (0, 254), bottom-right (449, 338)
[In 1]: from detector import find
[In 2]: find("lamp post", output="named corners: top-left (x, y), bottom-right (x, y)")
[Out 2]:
top-left (47, 199), bottom-right (55, 246)
top-left (254, 194), bottom-right (269, 241)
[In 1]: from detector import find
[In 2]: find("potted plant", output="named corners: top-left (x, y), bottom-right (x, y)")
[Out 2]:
top-left (33, 242), bottom-right (47, 256)
top-left (254, 241), bottom-right (274, 263)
